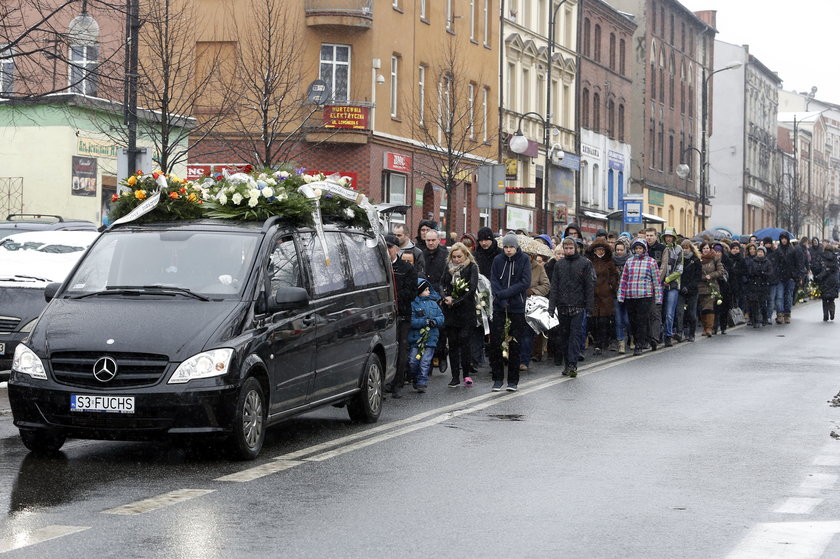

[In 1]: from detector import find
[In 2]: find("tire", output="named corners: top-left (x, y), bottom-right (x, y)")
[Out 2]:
top-left (19, 429), bottom-right (66, 454)
top-left (347, 353), bottom-right (384, 423)
top-left (226, 377), bottom-right (266, 460)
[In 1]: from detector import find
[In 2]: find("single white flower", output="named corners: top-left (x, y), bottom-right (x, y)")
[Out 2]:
top-left (276, 192), bottom-right (288, 201)
top-left (232, 192), bottom-right (243, 205)
top-left (217, 193), bottom-right (228, 205)
top-left (262, 187), bottom-right (274, 198)
top-left (344, 208), bottom-right (355, 218)
top-left (266, 178), bottom-right (277, 186)
top-left (258, 173), bottom-right (268, 180)
top-left (248, 188), bottom-right (261, 199)
top-left (277, 171), bottom-right (290, 179)
top-left (227, 186), bottom-right (237, 194)
top-left (303, 174), bottom-right (316, 184)
top-left (248, 197), bottom-right (259, 207)
top-left (313, 188), bottom-right (322, 198)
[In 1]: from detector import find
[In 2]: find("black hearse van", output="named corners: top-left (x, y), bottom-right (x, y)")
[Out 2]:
top-left (8, 217), bottom-right (397, 459)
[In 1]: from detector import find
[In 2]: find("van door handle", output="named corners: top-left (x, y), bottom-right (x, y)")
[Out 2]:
top-left (300, 314), bottom-right (315, 327)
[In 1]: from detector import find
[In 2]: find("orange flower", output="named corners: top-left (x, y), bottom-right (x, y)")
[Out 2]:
top-left (135, 190), bottom-right (147, 200)
top-left (127, 175), bottom-right (137, 186)
top-left (179, 187), bottom-right (187, 194)
top-left (169, 192), bottom-right (179, 200)
top-left (188, 193), bottom-right (198, 202)
top-left (136, 170), bottom-right (143, 175)
top-left (111, 193), bottom-right (119, 202)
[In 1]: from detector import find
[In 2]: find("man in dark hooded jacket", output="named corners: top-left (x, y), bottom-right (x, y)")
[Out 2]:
top-left (474, 226), bottom-right (501, 278)
top-left (489, 232), bottom-right (530, 392)
top-left (384, 234), bottom-right (417, 398)
top-left (563, 222), bottom-right (582, 240)
top-left (775, 231), bottom-right (806, 323)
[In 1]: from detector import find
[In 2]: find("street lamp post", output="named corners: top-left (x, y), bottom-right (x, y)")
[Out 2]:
top-left (676, 146), bottom-right (702, 233)
top-left (509, 113), bottom-right (564, 233)
top-left (694, 61), bottom-right (743, 232)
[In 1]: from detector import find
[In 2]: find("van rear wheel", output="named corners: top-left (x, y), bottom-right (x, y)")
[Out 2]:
top-left (347, 354), bottom-right (383, 423)
top-left (20, 429), bottom-right (66, 454)
top-left (226, 377), bottom-right (266, 460)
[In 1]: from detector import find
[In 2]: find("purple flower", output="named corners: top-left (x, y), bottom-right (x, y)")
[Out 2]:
top-left (294, 167), bottom-right (307, 175)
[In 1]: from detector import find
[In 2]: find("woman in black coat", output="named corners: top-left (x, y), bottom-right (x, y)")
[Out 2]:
top-left (745, 245), bottom-right (774, 327)
top-left (442, 242), bottom-right (480, 386)
top-left (815, 245), bottom-right (839, 321)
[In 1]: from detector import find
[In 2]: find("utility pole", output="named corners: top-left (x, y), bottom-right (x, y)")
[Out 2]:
top-left (124, 0), bottom-right (140, 175)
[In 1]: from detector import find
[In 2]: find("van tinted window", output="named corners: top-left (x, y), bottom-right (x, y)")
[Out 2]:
top-left (344, 233), bottom-right (387, 287)
top-left (300, 232), bottom-right (347, 296)
top-left (268, 235), bottom-right (302, 296)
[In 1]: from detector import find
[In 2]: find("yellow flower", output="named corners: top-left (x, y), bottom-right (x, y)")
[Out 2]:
top-left (169, 173), bottom-right (182, 184)
top-left (187, 193), bottom-right (198, 202)
top-left (135, 190), bottom-right (147, 200)
top-left (127, 175), bottom-right (137, 186)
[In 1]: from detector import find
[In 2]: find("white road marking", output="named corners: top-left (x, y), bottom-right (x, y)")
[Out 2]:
top-left (813, 455), bottom-right (840, 466)
top-left (727, 521), bottom-right (840, 559)
top-left (798, 473), bottom-right (838, 494)
top-left (215, 460), bottom-right (303, 483)
top-left (101, 489), bottom-right (214, 515)
top-left (0, 525), bottom-right (90, 554)
top-left (773, 497), bottom-right (824, 514)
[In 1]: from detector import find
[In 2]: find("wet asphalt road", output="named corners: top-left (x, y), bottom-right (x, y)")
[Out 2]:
top-left (2, 300), bottom-right (840, 558)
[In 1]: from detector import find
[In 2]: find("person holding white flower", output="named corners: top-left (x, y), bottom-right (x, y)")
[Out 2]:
top-left (408, 279), bottom-right (445, 392)
top-left (697, 242), bottom-right (726, 337)
top-left (442, 243), bottom-right (479, 387)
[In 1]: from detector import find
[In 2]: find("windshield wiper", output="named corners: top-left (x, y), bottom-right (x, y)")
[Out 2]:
top-left (71, 285), bottom-right (210, 301)
top-left (0, 274), bottom-right (53, 282)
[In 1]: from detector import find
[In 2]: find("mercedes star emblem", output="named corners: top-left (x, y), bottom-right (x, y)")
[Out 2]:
top-left (93, 356), bottom-right (118, 383)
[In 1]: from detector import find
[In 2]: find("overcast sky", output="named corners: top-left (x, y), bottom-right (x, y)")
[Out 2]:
top-left (680, 0), bottom-right (837, 103)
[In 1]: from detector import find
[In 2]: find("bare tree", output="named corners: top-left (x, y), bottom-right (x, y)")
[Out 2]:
top-left (201, 0), bottom-right (321, 169)
top-left (88, 0), bottom-right (238, 174)
top-left (409, 37), bottom-right (494, 242)
top-left (0, 0), bottom-right (125, 101)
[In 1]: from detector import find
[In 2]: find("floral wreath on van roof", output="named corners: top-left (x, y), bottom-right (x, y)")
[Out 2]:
top-left (108, 167), bottom-right (372, 230)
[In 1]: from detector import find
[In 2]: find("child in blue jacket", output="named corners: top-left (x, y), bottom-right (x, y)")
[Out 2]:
top-left (408, 278), bottom-right (445, 392)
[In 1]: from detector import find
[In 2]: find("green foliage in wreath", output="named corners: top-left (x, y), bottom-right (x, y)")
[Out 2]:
top-left (109, 171), bottom-right (205, 224)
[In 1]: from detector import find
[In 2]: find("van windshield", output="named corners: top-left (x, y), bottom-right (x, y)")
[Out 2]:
top-left (64, 230), bottom-right (260, 298)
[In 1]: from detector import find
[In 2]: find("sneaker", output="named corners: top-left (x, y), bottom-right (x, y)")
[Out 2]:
top-left (463, 376), bottom-right (474, 386)
top-left (568, 366), bottom-right (577, 378)
top-left (447, 378), bottom-right (460, 388)
top-left (593, 348), bottom-right (602, 356)
top-left (664, 337), bottom-right (673, 348)
top-left (561, 365), bottom-right (570, 376)
top-left (491, 381), bottom-right (504, 392)
top-left (506, 384), bottom-right (518, 392)
top-left (633, 347), bottom-right (643, 356)
top-left (650, 339), bottom-right (658, 351)
top-left (415, 384), bottom-right (427, 393)
top-left (519, 364), bottom-right (528, 371)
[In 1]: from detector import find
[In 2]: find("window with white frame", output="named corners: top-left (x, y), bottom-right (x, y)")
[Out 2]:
top-left (439, 74), bottom-right (453, 135)
top-left (482, 87), bottom-right (488, 143)
top-left (470, 0), bottom-right (476, 40)
top-left (468, 83), bottom-right (475, 139)
top-left (390, 55), bottom-right (399, 118)
top-left (484, 0), bottom-right (490, 45)
top-left (0, 45), bottom-right (13, 95)
top-left (69, 44), bottom-right (98, 95)
top-left (385, 172), bottom-right (407, 206)
top-left (418, 65), bottom-right (426, 126)
top-left (320, 44), bottom-right (350, 102)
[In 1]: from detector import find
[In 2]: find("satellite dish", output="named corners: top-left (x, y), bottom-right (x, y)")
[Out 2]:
top-left (306, 79), bottom-right (331, 106)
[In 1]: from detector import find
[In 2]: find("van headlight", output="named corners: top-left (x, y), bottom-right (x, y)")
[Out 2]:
top-left (12, 344), bottom-right (47, 380)
top-left (169, 349), bottom-right (234, 384)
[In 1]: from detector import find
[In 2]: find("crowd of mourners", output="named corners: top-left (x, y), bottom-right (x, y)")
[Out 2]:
top-left (382, 220), bottom-right (840, 397)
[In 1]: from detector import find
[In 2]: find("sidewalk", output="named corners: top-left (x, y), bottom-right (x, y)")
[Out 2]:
top-left (0, 383), bottom-right (17, 440)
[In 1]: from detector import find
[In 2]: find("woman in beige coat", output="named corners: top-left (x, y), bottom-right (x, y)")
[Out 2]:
top-left (696, 242), bottom-right (726, 337)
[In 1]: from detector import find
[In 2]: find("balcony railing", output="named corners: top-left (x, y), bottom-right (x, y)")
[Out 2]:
top-left (304, 0), bottom-right (373, 28)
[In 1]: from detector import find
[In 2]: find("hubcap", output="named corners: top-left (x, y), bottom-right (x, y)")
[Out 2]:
top-left (242, 389), bottom-right (264, 449)
top-left (367, 362), bottom-right (382, 414)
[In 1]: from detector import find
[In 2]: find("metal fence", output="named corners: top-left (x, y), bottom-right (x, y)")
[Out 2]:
top-left (304, 0), bottom-right (373, 14)
top-left (0, 177), bottom-right (23, 218)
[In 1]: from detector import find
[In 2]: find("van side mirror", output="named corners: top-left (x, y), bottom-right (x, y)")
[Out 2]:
top-left (268, 287), bottom-right (309, 313)
top-left (44, 282), bottom-right (62, 302)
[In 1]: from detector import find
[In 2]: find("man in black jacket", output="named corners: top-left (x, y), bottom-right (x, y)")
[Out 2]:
top-left (474, 226), bottom-right (500, 278)
top-left (548, 237), bottom-right (595, 377)
top-left (384, 234), bottom-right (417, 398)
top-left (775, 232), bottom-right (806, 323)
top-left (421, 229), bottom-right (448, 293)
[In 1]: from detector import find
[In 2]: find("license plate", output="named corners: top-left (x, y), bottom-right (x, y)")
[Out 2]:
top-left (0, 342), bottom-right (4, 355)
top-left (71, 394), bottom-right (135, 414)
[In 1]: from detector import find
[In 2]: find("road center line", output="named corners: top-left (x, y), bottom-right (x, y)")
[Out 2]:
top-left (0, 525), bottom-right (90, 554)
top-left (773, 497), bottom-right (824, 514)
top-left (215, 460), bottom-right (303, 483)
top-left (727, 521), bottom-right (840, 559)
top-left (101, 489), bottom-right (215, 515)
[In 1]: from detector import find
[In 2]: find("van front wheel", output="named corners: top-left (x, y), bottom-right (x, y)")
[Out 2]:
top-left (20, 429), bottom-right (66, 454)
top-left (227, 377), bottom-right (266, 460)
top-left (347, 354), bottom-right (383, 423)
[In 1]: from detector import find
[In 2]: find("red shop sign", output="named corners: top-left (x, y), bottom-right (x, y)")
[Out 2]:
top-left (384, 152), bottom-right (412, 173)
